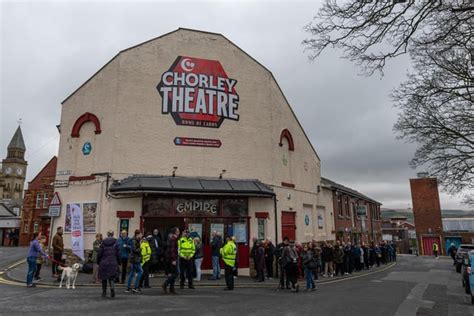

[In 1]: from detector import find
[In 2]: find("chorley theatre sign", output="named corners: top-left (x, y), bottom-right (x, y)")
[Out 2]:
top-left (157, 56), bottom-right (240, 128)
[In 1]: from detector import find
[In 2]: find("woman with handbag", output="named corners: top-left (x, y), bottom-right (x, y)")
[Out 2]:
top-left (301, 243), bottom-right (316, 291)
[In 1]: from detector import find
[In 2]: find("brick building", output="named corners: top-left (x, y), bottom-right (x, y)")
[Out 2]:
top-left (409, 176), bottom-right (444, 256)
top-left (320, 177), bottom-right (382, 244)
top-left (381, 217), bottom-right (416, 254)
top-left (19, 156), bottom-right (57, 246)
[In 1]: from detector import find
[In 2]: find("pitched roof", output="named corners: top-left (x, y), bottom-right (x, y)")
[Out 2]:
top-left (8, 126), bottom-right (26, 151)
top-left (110, 175), bottom-right (275, 197)
top-left (320, 177), bottom-right (382, 205)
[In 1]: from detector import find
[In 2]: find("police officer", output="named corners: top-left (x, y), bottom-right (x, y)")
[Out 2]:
top-left (432, 242), bottom-right (439, 259)
top-left (179, 230), bottom-right (196, 289)
top-left (220, 236), bottom-right (237, 291)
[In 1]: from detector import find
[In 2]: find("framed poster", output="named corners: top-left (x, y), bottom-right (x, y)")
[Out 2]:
top-left (188, 223), bottom-right (202, 238)
top-left (210, 223), bottom-right (224, 237)
top-left (233, 223), bottom-right (247, 243)
top-left (82, 202), bottom-right (97, 232)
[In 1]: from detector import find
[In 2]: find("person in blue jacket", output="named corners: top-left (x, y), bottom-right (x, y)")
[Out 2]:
top-left (117, 230), bottom-right (131, 284)
top-left (26, 232), bottom-right (48, 287)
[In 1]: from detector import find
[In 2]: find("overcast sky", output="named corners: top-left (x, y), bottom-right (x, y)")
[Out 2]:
top-left (0, 0), bottom-right (470, 210)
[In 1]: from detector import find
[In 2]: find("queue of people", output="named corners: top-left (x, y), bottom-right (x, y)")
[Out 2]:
top-left (250, 237), bottom-right (397, 293)
top-left (26, 225), bottom-right (394, 296)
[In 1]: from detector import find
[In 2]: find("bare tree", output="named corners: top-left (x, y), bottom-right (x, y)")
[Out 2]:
top-left (304, 0), bottom-right (473, 202)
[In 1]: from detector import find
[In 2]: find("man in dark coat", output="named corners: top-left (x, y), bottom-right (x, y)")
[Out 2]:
top-left (210, 231), bottom-right (223, 280)
top-left (149, 228), bottom-right (162, 277)
top-left (97, 230), bottom-right (120, 298)
top-left (264, 239), bottom-right (275, 279)
top-left (255, 241), bottom-right (265, 282)
top-left (162, 227), bottom-right (179, 294)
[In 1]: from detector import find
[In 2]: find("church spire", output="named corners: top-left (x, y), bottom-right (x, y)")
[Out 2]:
top-left (7, 126), bottom-right (26, 151)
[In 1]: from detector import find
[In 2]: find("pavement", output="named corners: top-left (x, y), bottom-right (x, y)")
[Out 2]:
top-left (3, 249), bottom-right (394, 288)
top-left (1, 248), bottom-right (473, 315)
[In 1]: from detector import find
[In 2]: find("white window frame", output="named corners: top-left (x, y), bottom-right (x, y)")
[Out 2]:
top-left (43, 192), bottom-right (49, 208)
top-left (35, 193), bottom-right (42, 208)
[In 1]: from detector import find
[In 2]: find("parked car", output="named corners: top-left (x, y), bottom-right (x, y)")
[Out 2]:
top-left (455, 244), bottom-right (474, 273)
top-left (461, 251), bottom-right (471, 294)
top-left (468, 251), bottom-right (474, 304)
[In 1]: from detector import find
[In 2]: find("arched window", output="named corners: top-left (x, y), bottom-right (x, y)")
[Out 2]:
top-left (71, 112), bottom-right (102, 138)
top-left (279, 129), bottom-right (295, 151)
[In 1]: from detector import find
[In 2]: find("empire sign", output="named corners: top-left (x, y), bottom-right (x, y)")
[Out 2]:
top-left (157, 56), bottom-right (240, 128)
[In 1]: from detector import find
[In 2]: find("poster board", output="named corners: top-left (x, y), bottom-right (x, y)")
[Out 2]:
top-left (188, 223), bottom-right (202, 238)
top-left (233, 223), bottom-right (247, 243)
top-left (82, 202), bottom-right (97, 232)
top-left (210, 223), bottom-right (224, 237)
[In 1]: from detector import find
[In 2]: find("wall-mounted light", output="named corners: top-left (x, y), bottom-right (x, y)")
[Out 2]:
top-left (172, 166), bottom-right (178, 177)
top-left (219, 169), bottom-right (226, 179)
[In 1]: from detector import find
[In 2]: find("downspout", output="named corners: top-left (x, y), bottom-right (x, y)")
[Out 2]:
top-left (273, 195), bottom-right (279, 244)
top-left (273, 194), bottom-right (279, 276)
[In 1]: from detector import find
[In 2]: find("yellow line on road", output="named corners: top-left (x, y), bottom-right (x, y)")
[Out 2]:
top-left (0, 262), bottom-right (397, 289)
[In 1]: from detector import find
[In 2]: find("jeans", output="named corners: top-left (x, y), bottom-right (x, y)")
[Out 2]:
top-left (194, 257), bottom-right (203, 281)
top-left (26, 256), bottom-right (37, 285)
top-left (212, 256), bottom-right (221, 279)
top-left (34, 263), bottom-right (42, 279)
top-left (304, 267), bottom-right (315, 289)
top-left (127, 262), bottom-right (143, 289)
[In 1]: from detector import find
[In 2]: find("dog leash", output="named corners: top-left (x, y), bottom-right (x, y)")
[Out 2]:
top-left (48, 256), bottom-right (67, 267)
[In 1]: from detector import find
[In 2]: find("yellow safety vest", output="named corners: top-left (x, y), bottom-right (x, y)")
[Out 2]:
top-left (220, 240), bottom-right (237, 267)
top-left (140, 240), bottom-right (151, 265)
top-left (178, 237), bottom-right (195, 259)
top-left (433, 243), bottom-right (438, 251)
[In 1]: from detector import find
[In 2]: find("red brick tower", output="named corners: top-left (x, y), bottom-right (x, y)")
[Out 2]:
top-left (409, 176), bottom-right (444, 256)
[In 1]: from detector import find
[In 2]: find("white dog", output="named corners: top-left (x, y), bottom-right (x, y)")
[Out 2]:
top-left (58, 263), bottom-right (82, 289)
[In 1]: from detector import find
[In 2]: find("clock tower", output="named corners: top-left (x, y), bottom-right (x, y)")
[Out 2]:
top-left (1, 126), bottom-right (27, 201)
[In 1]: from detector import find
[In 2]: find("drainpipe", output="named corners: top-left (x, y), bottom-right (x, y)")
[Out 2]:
top-left (273, 195), bottom-right (279, 244)
top-left (273, 194), bottom-right (279, 276)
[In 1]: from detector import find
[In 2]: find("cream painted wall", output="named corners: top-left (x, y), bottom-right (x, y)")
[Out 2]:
top-left (317, 186), bottom-right (336, 241)
top-left (55, 29), bottom-right (329, 246)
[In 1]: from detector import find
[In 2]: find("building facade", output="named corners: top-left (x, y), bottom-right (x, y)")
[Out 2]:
top-left (381, 217), bottom-right (416, 254)
top-left (19, 156), bottom-right (57, 246)
top-left (410, 176), bottom-right (444, 256)
top-left (53, 28), bottom-right (334, 272)
top-left (321, 177), bottom-right (382, 244)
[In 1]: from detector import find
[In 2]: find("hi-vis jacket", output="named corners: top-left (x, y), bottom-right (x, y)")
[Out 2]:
top-left (140, 240), bottom-right (152, 265)
top-left (220, 240), bottom-right (237, 267)
top-left (178, 236), bottom-right (195, 260)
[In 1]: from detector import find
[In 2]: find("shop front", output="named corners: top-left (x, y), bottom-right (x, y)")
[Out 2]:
top-left (142, 196), bottom-right (250, 269)
top-left (110, 175), bottom-right (276, 270)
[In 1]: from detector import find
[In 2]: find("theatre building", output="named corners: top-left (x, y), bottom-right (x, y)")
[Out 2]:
top-left (54, 28), bottom-right (331, 273)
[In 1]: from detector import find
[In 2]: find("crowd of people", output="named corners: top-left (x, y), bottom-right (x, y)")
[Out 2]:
top-left (79, 227), bottom-right (237, 297)
top-left (251, 237), bottom-right (397, 292)
top-left (26, 226), bottom-right (396, 296)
